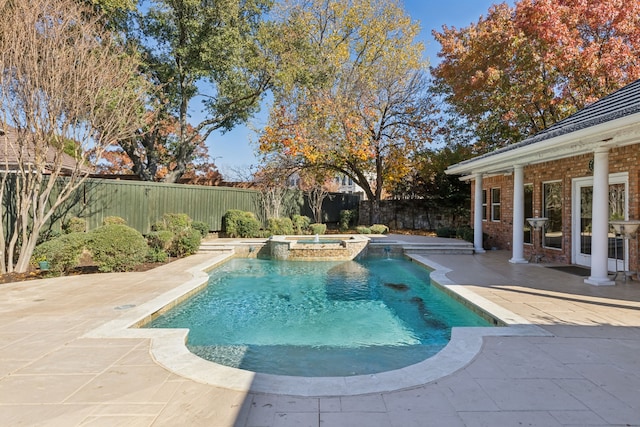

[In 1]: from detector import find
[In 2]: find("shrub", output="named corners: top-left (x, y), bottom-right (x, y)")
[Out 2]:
top-left (63, 217), bottom-right (86, 234)
top-left (309, 223), bottom-right (326, 235)
top-left (267, 217), bottom-right (294, 235)
top-left (292, 215), bottom-right (311, 234)
top-left (36, 228), bottom-right (61, 245)
top-left (356, 226), bottom-right (371, 234)
top-left (191, 221), bottom-right (209, 238)
top-left (339, 210), bottom-right (356, 231)
top-left (169, 228), bottom-right (202, 257)
top-left (370, 224), bottom-right (389, 234)
top-left (103, 216), bottom-right (127, 225)
top-left (88, 224), bottom-right (148, 272)
top-left (223, 210), bottom-right (261, 238)
top-left (435, 226), bottom-right (456, 238)
top-left (31, 232), bottom-right (87, 275)
top-left (155, 213), bottom-right (192, 234)
top-left (150, 220), bottom-right (166, 232)
top-left (147, 247), bottom-right (168, 263)
top-left (457, 226), bottom-right (474, 243)
top-left (147, 230), bottom-right (174, 252)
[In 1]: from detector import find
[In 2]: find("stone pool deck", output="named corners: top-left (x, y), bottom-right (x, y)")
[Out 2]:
top-left (1, 234), bottom-right (640, 426)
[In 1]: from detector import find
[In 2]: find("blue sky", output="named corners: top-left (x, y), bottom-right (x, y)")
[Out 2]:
top-left (213, 0), bottom-right (506, 178)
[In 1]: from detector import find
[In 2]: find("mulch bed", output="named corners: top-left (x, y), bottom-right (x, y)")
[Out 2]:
top-left (0, 260), bottom-right (175, 285)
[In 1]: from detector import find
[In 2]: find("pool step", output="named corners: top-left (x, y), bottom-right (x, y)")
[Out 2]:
top-left (197, 242), bottom-right (235, 254)
top-left (401, 242), bottom-right (474, 255)
top-left (368, 240), bottom-right (475, 255)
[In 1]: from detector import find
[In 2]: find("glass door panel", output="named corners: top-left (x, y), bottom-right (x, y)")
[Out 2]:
top-left (573, 175), bottom-right (627, 270)
top-left (579, 186), bottom-right (592, 256)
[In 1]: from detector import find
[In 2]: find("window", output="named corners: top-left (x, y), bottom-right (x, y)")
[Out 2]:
top-left (482, 189), bottom-right (487, 221)
top-left (524, 184), bottom-right (533, 244)
top-left (491, 188), bottom-right (501, 221)
top-left (543, 181), bottom-right (562, 249)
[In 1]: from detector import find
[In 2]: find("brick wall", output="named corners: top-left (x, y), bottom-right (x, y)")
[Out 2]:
top-left (472, 145), bottom-right (640, 268)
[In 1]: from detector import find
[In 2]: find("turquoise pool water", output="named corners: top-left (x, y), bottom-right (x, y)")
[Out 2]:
top-left (145, 257), bottom-right (491, 376)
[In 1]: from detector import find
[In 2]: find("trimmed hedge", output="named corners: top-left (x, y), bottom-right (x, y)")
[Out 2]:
top-left (370, 224), bottom-right (389, 234)
top-left (63, 217), bottom-right (86, 234)
top-left (356, 226), bottom-right (371, 234)
top-left (88, 224), bottom-right (148, 272)
top-left (223, 210), bottom-right (261, 238)
top-left (267, 217), bottom-right (294, 235)
top-left (103, 216), bottom-right (127, 225)
top-left (170, 228), bottom-right (202, 257)
top-left (152, 213), bottom-right (192, 234)
top-left (309, 223), bottom-right (327, 235)
top-left (31, 232), bottom-right (88, 275)
top-left (147, 230), bottom-right (174, 252)
top-left (191, 221), bottom-right (209, 238)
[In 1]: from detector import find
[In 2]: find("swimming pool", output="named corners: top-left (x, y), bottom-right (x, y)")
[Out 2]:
top-left (145, 257), bottom-right (492, 377)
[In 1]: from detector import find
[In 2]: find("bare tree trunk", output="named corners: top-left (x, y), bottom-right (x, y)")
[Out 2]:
top-left (0, 0), bottom-right (150, 273)
top-left (307, 186), bottom-right (329, 223)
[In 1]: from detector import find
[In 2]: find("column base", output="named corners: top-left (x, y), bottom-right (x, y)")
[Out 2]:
top-left (509, 257), bottom-right (528, 264)
top-left (584, 276), bottom-right (615, 286)
top-left (474, 247), bottom-right (486, 254)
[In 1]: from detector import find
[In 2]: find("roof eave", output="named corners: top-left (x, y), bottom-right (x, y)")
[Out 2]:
top-left (446, 112), bottom-right (640, 177)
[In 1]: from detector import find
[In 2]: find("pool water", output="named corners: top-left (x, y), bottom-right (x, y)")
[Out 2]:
top-left (145, 257), bottom-right (491, 376)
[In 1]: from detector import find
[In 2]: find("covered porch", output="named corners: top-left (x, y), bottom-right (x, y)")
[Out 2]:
top-left (446, 80), bottom-right (640, 286)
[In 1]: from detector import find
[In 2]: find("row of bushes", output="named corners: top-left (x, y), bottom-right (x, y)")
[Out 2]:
top-left (356, 224), bottom-right (389, 234)
top-left (32, 213), bottom-right (207, 275)
top-left (222, 210), bottom-right (330, 238)
top-left (222, 209), bottom-right (388, 238)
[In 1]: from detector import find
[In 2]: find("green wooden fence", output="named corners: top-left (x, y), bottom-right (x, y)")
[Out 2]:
top-left (2, 177), bottom-right (361, 236)
top-left (70, 178), bottom-right (262, 233)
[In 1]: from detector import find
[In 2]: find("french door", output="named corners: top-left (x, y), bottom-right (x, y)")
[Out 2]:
top-left (572, 173), bottom-right (628, 271)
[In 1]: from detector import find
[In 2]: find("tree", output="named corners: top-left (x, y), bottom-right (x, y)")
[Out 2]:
top-left (297, 168), bottom-right (340, 224)
top-left (259, 0), bottom-right (433, 223)
top-left (0, 0), bottom-right (149, 273)
top-left (126, 0), bottom-right (273, 183)
top-left (100, 114), bottom-right (222, 184)
top-left (253, 160), bottom-right (303, 221)
top-left (432, 0), bottom-right (640, 151)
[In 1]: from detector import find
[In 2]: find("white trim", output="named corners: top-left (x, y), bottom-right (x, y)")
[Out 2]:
top-left (446, 113), bottom-right (640, 176)
top-left (572, 172), bottom-right (628, 271)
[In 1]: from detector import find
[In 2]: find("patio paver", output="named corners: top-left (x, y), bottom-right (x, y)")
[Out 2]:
top-left (1, 235), bottom-right (639, 426)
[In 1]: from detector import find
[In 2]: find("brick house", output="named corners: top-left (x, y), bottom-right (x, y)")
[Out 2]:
top-left (446, 79), bottom-right (640, 286)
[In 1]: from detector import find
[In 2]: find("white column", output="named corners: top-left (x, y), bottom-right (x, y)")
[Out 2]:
top-left (473, 173), bottom-right (486, 253)
top-left (585, 147), bottom-right (614, 285)
top-left (510, 165), bottom-right (527, 263)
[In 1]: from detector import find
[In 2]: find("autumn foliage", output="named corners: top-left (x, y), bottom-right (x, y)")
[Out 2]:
top-left (260, 0), bottom-right (432, 215)
top-left (99, 115), bottom-right (222, 185)
top-left (432, 0), bottom-right (640, 151)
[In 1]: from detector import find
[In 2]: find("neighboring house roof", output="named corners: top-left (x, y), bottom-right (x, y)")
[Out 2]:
top-left (0, 126), bottom-right (89, 174)
top-left (447, 79), bottom-right (640, 176)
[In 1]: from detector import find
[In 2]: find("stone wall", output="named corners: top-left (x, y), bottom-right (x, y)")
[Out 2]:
top-left (358, 199), bottom-right (469, 230)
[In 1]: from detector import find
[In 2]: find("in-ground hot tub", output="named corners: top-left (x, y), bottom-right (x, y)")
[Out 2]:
top-left (269, 234), bottom-right (369, 261)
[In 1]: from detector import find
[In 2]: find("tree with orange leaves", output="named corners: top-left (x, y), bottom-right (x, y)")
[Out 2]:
top-left (259, 0), bottom-right (433, 223)
top-left (99, 114), bottom-right (222, 184)
top-left (432, 0), bottom-right (640, 152)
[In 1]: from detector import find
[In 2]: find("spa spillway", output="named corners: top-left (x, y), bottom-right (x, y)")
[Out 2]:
top-left (269, 235), bottom-right (369, 261)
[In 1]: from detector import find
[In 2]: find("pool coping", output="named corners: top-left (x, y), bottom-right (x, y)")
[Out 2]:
top-left (84, 252), bottom-right (551, 397)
